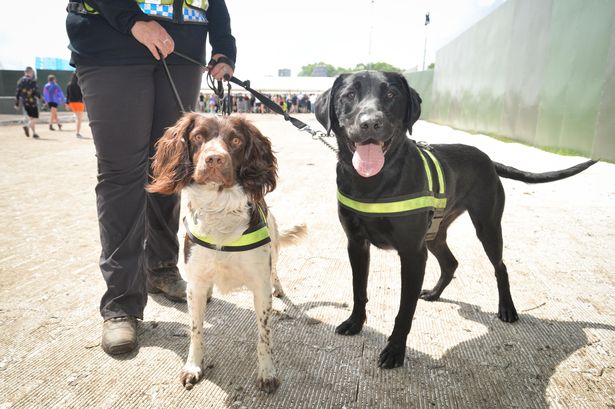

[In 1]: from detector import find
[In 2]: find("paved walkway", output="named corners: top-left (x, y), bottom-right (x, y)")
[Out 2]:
top-left (1, 114), bottom-right (614, 408)
top-left (0, 112), bottom-right (78, 127)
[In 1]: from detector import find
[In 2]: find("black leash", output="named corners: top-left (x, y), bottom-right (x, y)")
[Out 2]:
top-left (162, 51), bottom-right (338, 153)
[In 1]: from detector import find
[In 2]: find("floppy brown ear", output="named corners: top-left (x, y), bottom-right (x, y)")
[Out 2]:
top-left (315, 74), bottom-right (346, 135)
top-left (236, 118), bottom-right (277, 203)
top-left (399, 74), bottom-right (422, 135)
top-left (146, 113), bottom-right (197, 195)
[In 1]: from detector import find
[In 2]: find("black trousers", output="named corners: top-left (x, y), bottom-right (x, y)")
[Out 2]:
top-left (78, 64), bottom-right (201, 320)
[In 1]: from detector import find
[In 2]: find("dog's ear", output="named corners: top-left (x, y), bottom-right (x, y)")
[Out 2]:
top-left (399, 74), bottom-right (422, 135)
top-left (146, 113), bottom-right (197, 195)
top-left (237, 118), bottom-right (278, 203)
top-left (315, 74), bottom-right (347, 135)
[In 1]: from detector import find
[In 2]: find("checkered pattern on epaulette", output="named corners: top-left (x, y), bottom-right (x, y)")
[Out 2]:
top-left (138, 3), bottom-right (206, 22)
top-left (183, 7), bottom-right (207, 22)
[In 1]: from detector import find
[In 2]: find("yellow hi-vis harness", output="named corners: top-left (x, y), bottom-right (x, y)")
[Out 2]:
top-left (337, 144), bottom-right (447, 241)
top-left (183, 205), bottom-right (271, 252)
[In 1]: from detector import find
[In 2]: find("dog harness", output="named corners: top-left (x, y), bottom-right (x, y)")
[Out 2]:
top-left (183, 205), bottom-right (271, 252)
top-left (337, 143), bottom-right (447, 241)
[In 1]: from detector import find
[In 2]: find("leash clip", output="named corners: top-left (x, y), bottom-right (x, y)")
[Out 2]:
top-left (417, 141), bottom-right (433, 151)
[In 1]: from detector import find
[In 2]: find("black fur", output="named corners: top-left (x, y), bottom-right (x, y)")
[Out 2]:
top-left (315, 70), bottom-right (596, 369)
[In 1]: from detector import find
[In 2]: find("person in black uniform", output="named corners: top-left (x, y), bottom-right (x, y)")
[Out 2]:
top-left (66, 0), bottom-right (236, 355)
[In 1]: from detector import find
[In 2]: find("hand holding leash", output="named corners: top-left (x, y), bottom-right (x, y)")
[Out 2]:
top-left (131, 20), bottom-right (175, 60)
top-left (207, 54), bottom-right (235, 81)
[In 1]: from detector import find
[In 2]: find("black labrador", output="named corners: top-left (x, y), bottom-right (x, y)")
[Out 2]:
top-left (314, 70), bottom-right (595, 369)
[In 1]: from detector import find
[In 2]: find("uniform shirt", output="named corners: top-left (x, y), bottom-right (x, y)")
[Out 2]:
top-left (66, 0), bottom-right (236, 67)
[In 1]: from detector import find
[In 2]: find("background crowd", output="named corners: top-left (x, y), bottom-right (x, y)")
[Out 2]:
top-left (198, 92), bottom-right (318, 115)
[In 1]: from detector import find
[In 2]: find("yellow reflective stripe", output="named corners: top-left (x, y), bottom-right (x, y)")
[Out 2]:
top-left (194, 225), bottom-right (270, 248)
top-left (423, 149), bottom-right (445, 194)
top-left (83, 1), bottom-right (99, 13)
top-left (337, 190), bottom-right (446, 214)
top-left (416, 148), bottom-right (433, 192)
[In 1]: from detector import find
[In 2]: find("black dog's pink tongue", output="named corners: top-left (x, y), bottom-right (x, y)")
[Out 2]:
top-left (352, 143), bottom-right (385, 177)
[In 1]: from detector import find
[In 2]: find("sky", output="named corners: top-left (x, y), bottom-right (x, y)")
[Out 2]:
top-left (0, 0), bottom-right (505, 78)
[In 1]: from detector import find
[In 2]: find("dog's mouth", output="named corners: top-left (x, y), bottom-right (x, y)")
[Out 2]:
top-left (350, 139), bottom-right (390, 178)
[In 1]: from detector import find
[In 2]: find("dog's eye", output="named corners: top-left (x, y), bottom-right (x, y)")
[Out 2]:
top-left (231, 137), bottom-right (242, 146)
top-left (385, 90), bottom-right (395, 99)
top-left (193, 134), bottom-right (203, 142)
top-left (345, 91), bottom-right (355, 100)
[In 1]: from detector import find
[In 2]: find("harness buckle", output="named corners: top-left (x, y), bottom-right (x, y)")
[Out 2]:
top-left (425, 207), bottom-right (444, 241)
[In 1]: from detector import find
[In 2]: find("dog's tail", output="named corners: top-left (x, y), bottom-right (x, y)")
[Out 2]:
top-left (494, 160), bottom-right (596, 184)
top-left (278, 224), bottom-right (307, 247)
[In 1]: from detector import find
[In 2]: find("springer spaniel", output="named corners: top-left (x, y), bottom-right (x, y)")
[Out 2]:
top-left (147, 113), bottom-right (305, 393)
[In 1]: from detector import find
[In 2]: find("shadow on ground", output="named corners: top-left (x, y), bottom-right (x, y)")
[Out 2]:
top-left (134, 292), bottom-right (615, 408)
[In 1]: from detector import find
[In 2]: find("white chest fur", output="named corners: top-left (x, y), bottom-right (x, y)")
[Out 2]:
top-left (183, 183), bottom-right (272, 294)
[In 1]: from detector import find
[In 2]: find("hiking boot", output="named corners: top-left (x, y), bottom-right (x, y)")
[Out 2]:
top-left (101, 316), bottom-right (138, 355)
top-left (49, 124), bottom-right (55, 131)
top-left (147, 273), bottom-right (187, 303)
top-left (23, 126), bottom-right (30, 137)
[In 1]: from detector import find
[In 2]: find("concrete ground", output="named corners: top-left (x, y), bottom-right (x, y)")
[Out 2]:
top-left (1, 113), bottom-right (614, 409)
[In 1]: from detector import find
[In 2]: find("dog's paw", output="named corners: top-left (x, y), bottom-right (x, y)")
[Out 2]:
top-left (378, 342), bottom-right (405, 369)
top-left (256, 375), bottom-right (280, 393)
top-left (419, 288), bottom-right (441, 301)
top-left (335, 315), bottom-right (365, 335)
top-left (179, 364), bottom-right (203, 390)
top-left (272, 288), bottom-right (285, 298)
top-left (498, 303), bottom-right (519, 323)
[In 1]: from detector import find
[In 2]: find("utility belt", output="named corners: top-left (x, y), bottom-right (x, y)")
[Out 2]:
top-left (67, 0), bottom-right (208, 25)
top-left (337, 143), bottom-right (447, 241)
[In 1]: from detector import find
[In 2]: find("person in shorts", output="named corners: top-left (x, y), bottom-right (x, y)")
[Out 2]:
top-left (15, 66), bottom-right (42, 138)
top-left (65, 72), bottom-right (85, 138)
top-left (43, 74), bottom-right (65, 131)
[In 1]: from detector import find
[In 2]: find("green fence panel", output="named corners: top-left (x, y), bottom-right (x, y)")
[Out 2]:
top-left (426, 0), bottom-right (615, 161)
top-left (0, 69), bottom-right (74, 114)
top-left (404, 70), bottom-right (434, 119)
top-left (535, 0), bottom-right (615, 155)
top-left (593, 20), bottom-right (615, 160)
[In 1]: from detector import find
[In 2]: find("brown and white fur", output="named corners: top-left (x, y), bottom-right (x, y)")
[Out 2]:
top-left (147, 113), bottom-right (305, 393)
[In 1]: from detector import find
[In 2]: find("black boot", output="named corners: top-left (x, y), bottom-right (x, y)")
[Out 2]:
top-left (146, 268), bottom-right (187, 303)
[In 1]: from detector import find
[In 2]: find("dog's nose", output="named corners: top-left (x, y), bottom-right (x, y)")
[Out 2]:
top-left (204, 152), bottom-right (226, 168)
top-left (358, 112), bottom-right (384, 131)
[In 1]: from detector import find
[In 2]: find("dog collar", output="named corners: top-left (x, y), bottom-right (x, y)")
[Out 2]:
top-left (184, 205), bottom-right (271, 252)
top-left (337, 144), bottom-right (447, 240)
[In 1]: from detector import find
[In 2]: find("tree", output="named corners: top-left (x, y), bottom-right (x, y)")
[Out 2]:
top-left (299, 61), bottom-right (404, 77)
top-left (298, 63), bottom-right (337, 77)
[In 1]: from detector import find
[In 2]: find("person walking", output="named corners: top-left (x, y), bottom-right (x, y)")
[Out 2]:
top-left (43, 75), bottom-right (65, 131)
top-left (65, 72), bottom-right (85, 138)
top-left (15, 66), bottom-right (42, 139)
top-left (66, 0), bottom-right (236, 356)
